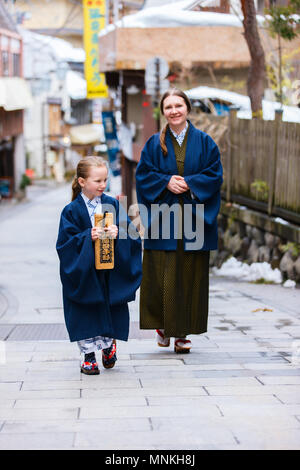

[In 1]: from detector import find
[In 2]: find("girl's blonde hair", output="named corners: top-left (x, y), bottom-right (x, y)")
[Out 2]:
top-left (159, 88), bottom-right (192, 156)
top-left (71, 156), bottom-right (109, 201)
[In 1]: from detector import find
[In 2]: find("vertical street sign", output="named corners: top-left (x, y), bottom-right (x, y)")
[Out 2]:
top-left (102, 111), bottom-right (121, 176)
top-left (145, 56), bottom-right (169, 131)
top-left (83, 0), bottom-right (109, 99)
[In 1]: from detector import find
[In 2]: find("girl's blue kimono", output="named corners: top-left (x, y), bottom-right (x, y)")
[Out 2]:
top-left (135, 121), bottom-right (223, 251)
top-left (56, 193), bottom-right (142, 342)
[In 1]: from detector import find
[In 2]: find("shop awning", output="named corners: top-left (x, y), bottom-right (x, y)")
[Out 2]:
top-left (0, 77), bottom-right (33, 111)
top-left (70, 123), bottom-right (105, 145)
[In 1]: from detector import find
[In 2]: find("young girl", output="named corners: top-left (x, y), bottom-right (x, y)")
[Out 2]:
top-left (56, 156), bottom-right (142, 375)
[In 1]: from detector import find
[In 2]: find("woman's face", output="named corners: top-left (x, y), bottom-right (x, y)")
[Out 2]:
top-left (162, 95), bottom-right (188, 129)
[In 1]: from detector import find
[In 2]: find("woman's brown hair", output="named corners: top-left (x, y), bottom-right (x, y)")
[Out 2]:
top-left (159, 88), bottom-right (192, 156)
top-left (71, 156), bottom-right (108, 201)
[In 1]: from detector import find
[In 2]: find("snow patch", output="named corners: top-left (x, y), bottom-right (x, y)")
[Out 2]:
top-left (212, 257), bottom-right (282, 284)
top-left (283, 279), bottom-right (296, 288)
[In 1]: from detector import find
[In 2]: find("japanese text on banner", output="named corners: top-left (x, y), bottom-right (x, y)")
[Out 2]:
top-left (83, 0), bottom-right (108, 99)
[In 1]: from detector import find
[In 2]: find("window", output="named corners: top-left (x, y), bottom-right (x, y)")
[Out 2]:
top-left (2, 51), bottom-right (9, 76)
top-left (12, 53), bottom-right (20, 76)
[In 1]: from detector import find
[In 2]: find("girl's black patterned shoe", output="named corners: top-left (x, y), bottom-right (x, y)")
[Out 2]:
top-left (102, 340), bottom-right (117, 369)
top-left (80, 359), bottom-right (100, 375)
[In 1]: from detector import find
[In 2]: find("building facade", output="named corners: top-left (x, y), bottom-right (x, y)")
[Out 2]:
top-left (0, 0), bottom-right (32, 197)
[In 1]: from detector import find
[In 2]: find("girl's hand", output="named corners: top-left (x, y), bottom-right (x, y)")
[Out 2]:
top-left (167, 175), bottom-right (189, 194)
top-left (104, 224), bottom-right (118, 239)
top-left (91, 227), bottom-right (104, 241)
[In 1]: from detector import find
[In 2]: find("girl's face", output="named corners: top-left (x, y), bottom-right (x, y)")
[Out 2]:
top-left (162, 95), bottom-right (188, 130)
top-left (79, 165), bottom-right (108, 200)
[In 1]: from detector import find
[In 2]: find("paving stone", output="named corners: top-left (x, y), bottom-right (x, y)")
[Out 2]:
top-left (232, 427), bottom-right (300, 450)
top-left (31, 352), bottom-right (80, 362)
top-left (80, 404), bottom-right (221, 420)
top-left (116, 359), bottom-right (184, 367)
top-left (1, 418), bottom-right (151, 434)
top-left (14, 396), bottom-right (147, 409)
top-left (0, 400), bottom-right (15, 409)
top-left (257, 375), bottom-right (300, 385)
top-left (205, 384), bottom-right (300, 396)
top-left (82, 386), bottom-right (208, 399)
top-left (139, 377), bottom-right (261, 388)
top-left (0, 408), bottom-right (79, 421)
top-left (0, 382), bottom-right (21, 392)
top-left (0, 432), bottom-right (75, 450)
top-left (242, 363), bottom-right (298, 370)
top-left (73, 427), bottom-right (236, 450)
top-left (275, 393), bottom-right (300, 404)
top-left (0, 389), bottom-right (80, 400)
top-left (147, 394), bottom-right (281, 407)
top-left (134, 368), bottom-right (255, 378)
top-left (135, 368), bottom-right (300, 378)
top-left (21, 379), bottom-right (141, 391)
top-left (24, 369), bottom-right (81, 382)
top-left (218, 403), bottom-right (300, 418)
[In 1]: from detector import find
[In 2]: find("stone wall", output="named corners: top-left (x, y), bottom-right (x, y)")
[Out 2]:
top-left (210, 202), bottom-right (300, 284)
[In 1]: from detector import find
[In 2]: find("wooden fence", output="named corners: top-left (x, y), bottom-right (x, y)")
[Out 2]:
top-left (190, 111), bottom-right (300, 225)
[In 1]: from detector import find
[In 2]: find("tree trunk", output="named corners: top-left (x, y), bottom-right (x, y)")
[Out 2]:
top-left (241, 0), bottom-right (266, 118)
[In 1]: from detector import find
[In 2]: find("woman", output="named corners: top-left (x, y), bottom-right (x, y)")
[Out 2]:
top-left (135, 88), bottom-right (223, 353)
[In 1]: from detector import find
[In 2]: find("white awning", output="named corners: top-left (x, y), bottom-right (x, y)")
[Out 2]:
top-left (0, 77), bottom-right (33, 111)
top-left (70, 124), bottom-right (105, 145)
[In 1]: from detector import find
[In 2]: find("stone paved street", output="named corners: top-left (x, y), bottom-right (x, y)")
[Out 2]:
top-left (0, 184), bottom-right (299, 450)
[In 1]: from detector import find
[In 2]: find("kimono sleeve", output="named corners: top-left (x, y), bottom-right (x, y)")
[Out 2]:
top-left (136, 136), bottom-right (171, 204)
top-left (184, 137), bottom-right (223, 203)
top-left (56, 207), bottom-right (104, 305)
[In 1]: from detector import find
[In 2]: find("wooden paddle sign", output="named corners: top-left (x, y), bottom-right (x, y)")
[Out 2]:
top-left (94, 212), bottom-right (114, 270)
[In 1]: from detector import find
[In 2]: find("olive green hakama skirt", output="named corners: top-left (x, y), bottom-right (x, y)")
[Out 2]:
top-left (140, 243), bottom-right (210, 338)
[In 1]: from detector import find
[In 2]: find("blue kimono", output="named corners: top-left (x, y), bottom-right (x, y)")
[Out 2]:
top-left (56, 193), bottom-right (142, 342)
top-left (135, 121), bottom-right (223, 251)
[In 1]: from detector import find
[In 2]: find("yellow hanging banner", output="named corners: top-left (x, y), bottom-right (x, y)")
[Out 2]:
top-left (83, 0), bottom-right (109, 99)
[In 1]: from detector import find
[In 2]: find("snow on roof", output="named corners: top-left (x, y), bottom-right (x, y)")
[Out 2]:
top-left (100, 0), bottom-right (266, 36)
top-left (20, 27), bottom-right (86, 99)
top-left (66, 70), bottom-right (87, 100)
top-left (185, 86), bottom-right (300, 123)
top-left (143, 0), bottom-right (196, 8)
top-left (100, 0), bottom-right (251, 35)
top-left (20, 27), bottom-right (85, 64)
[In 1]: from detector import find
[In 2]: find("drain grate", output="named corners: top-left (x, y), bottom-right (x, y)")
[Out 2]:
top-left (6, 324), bottom-right (69, 341)
top-left (0, 322), bottom-right (154, 341)
top-left (0, 325), bottom-right (15, 340)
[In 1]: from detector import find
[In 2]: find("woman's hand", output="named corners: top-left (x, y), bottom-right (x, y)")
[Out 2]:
top-left (167, 175), bottom-right (189, 194)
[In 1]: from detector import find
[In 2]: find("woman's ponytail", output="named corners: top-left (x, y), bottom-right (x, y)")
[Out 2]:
top-left (160, 124), bottom-right (168, 156)
top-left (71, 176), bottom-right (81, 201)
